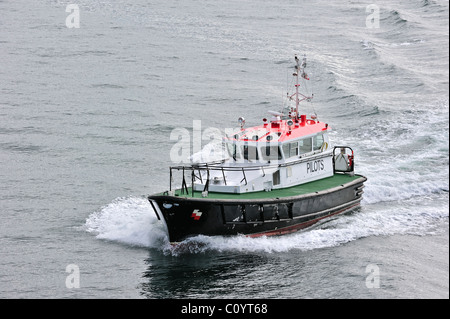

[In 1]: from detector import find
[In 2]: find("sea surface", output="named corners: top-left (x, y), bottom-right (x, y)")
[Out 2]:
top-left (0, 0), bottom-right (448, 299)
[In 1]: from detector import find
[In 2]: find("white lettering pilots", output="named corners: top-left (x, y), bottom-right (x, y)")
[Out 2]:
top-left (306, 159), bottom-right (324, 173)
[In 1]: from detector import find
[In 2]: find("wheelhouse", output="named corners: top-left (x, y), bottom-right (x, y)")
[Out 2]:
top-left (224, 116), bottom-right (331, 165)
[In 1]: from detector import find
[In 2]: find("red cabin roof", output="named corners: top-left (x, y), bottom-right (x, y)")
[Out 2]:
top-left (226, 116), bottom-right (329, 143)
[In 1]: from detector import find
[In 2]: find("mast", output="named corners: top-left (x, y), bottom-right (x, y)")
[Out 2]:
top-left (290, 54), bottom-right (312, 119)
top-left (294, 55), bottom-right (300, 118)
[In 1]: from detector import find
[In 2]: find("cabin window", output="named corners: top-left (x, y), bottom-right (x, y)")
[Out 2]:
top-left (282, 142), bottom-right (299, 158)
top-left (299, 138), bottom-right (312, 154)
top-left (313, 134), bottom-right (324, 151)
top-left (242, 145), bottom-right (259, 161)
top-left (260, 145), bottom-right (282, 161)
top-left (286, 166), bottom-right (292, 177)
top-left (227, 143), bottom-right (240, 160)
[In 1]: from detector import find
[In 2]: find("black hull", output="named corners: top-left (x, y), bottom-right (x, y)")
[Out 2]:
top-left (148, 175), bottom-right (366, 243)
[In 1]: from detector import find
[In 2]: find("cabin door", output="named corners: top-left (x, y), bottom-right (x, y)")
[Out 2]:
top-left (273, 170), bottom-right (280, 185)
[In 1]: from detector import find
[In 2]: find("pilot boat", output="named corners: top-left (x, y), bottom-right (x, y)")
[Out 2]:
top-left (148, 55), bottom-right (367, 243)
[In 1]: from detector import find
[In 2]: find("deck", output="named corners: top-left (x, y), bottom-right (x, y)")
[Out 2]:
top-left (165, 173), bottom-right (364, 200)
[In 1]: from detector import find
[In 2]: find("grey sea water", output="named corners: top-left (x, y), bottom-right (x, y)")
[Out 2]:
top-left (0, 0), bottom-right (448, 299)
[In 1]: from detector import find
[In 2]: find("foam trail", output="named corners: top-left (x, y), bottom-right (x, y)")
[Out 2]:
top-left (345, 101), bottom-right (449, 205)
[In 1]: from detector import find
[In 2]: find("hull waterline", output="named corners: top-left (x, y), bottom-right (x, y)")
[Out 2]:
top-left (148, 175), bottom-right (366, 243)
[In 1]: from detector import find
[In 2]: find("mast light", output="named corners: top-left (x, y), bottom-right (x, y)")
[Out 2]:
top-left (238, 117), bottom-right (245, 129)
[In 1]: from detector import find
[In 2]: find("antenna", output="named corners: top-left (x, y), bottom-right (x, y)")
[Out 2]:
top-left (289, 54), bottom-right (313, 119)
top-left (293, 55), bottom-right (301, 118)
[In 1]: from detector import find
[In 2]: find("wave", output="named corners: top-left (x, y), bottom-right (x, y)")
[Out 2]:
top-left (380, 10), bottom-right (409, 26)
top-left (84, 196), bottom-right (169, 248)
top-left (344, 100), bottom-right (448, 200)
top-left (420, 0), bottom-right (449, 12)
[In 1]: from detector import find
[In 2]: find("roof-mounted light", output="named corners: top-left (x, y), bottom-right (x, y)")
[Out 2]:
top-left (287, 119), bottom-right (294, 134)
top-left (238, 117), bottom-right (245, 129)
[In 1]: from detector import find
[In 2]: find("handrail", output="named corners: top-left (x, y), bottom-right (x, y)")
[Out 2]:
top-left (240, 168), bottom-right (247, 185)
top-left (332, 146), bottom-right (354, 173)
top-left (170, 151), bottom-right (333, 172)
top-left (168, 151), bottom-right (335, 195)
